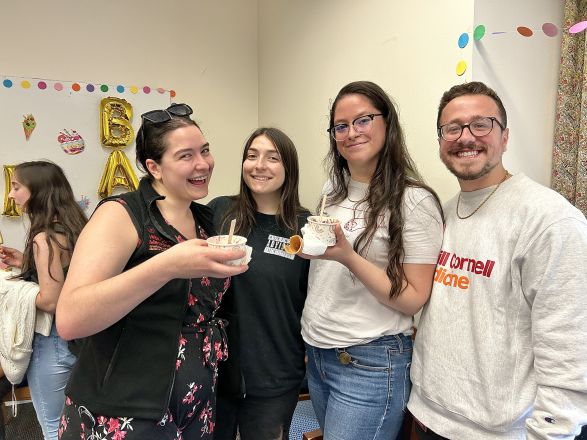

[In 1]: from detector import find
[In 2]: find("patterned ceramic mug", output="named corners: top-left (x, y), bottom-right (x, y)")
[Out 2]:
top-left (306, 215), bottom-right (340, 246)
top-left (206, 235), bottom-right (251, 266)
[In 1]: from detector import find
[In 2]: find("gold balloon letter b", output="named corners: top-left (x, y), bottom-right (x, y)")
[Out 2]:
top-left (100, 97), bottom-right (134, 147)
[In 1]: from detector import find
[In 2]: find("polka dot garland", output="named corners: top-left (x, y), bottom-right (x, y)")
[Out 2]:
top-left (454, 21), bottom-right (574, 76)
top-left (0, 77), bottom-right (174, 96)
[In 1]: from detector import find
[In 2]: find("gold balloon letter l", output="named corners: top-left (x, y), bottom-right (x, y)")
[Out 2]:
top-left (3, 165), bottom-right (21, 217)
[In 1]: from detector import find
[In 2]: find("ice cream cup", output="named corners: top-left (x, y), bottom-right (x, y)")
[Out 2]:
top-left (206, 235), bottom-right (252, 266)
top-left (306, 215), bottom-right (339, 246)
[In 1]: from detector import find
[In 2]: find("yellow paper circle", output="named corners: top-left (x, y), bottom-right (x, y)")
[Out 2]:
top-left (130, 86), bottom-right (139, 94)
top-left (456, 60), bottom-right (467, 76)
top-left (21, 80), bottom-right (31, 89)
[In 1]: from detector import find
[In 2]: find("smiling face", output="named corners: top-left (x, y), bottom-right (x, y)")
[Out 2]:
top-left (242, 134), bottom-right (286, 201)
top-left (438, 94), bottom-right (509, 191)
top-left (333, 93), bottom-right (387, 182)
top-left (9, 172), bottom-right (31, 209)
top-left (146, 124), bottom-right (214, 202)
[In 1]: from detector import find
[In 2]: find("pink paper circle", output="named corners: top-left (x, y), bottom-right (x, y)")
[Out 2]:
top-left (54, 83), bottom-right (64, 91)
top-left (542, 22), bottom-right (558, 37)
top-left (569, 21), bottom-right (587, 34)
top-left (143, 86), bottom-right (151, 94)
top-left (38, 81), bottom-right (47, 90)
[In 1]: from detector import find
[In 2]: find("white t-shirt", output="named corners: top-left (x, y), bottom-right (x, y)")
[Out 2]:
top-left (301, 179), bottom-right (443, 348)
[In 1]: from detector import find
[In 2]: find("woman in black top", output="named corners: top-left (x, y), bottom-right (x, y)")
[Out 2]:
top-left (209, 128), bottom-right (309, 440)
top-left (56, 104), bottom-right (248, 439)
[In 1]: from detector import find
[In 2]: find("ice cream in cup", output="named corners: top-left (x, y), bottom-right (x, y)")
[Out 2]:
top-left (206, 235), bottom-right (252, 266)
top-left (306, 215), bottom-right (339, 247)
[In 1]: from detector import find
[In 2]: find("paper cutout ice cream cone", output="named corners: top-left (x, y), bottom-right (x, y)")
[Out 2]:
top-left (22, 114), bottom-right (36, 140)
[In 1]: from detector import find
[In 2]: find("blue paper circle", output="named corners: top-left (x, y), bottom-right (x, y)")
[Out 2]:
top-left (3, 79), bottom-right (13, 88)
top-left (116, 85), bottom-right (125, 93)
top-left (458, 33), bottom-right (469, 49)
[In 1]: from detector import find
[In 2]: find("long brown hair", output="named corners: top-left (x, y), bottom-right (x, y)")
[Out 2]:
top-left (220, 127), bottom-right (306, 236)
top-left (14, 161), bottom-right (87, 281)
top-left (325, 81), bottom-right (443, 299)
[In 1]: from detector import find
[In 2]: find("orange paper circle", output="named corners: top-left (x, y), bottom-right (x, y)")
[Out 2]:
top-left (170, 90), bottom-right (176, 98)
top-left (517, 26), bottom-right (533, 37)
top-left (72, 83), bottom-right (81, 91)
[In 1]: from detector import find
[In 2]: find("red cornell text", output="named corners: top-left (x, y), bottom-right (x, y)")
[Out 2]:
top-left (434, 250), bottom-right (495, 290)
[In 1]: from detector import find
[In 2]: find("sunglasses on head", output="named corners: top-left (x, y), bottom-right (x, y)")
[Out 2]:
top-left (141, 103), bottom-right (193, 124)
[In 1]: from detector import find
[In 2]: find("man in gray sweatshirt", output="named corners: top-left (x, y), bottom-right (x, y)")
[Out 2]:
top-left (408, 81), bottom-right (587, 440)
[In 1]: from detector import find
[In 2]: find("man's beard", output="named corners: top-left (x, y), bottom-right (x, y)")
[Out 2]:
top-left (444, 161), bottom-right (497, 181)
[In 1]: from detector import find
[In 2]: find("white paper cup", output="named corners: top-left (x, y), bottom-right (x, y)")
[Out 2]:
top-left (306, 215), bottom-right (339, 246)
top-left (206, 235), bottom-right (251, 266)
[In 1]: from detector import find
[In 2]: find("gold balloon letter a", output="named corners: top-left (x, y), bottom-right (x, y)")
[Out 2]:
top-left (3, 165), bottom-right (21, 217)
top-left (98, 97), bottom-right (139, 198)
top-left (98, 150), bottom-right (139, 199)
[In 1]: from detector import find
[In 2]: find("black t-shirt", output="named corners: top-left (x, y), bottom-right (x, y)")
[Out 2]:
top-left (208, 196), bottom-right (310, 398)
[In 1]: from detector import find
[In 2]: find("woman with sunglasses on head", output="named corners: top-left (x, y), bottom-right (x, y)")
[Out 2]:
top-left (56, 104), bottom-right (248, 440)
top-left (300, 81), bottom-right (444, 440)
top-left (0, 161), bottom-right (86, 440)
top-left (208, 128), bottom-right (310, 440)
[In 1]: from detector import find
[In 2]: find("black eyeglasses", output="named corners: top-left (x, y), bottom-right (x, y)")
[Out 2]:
top-left (327, 114), bottom-right (383, 141)
top-left (141, 103), bottom-right (193, 124)
top-left (438, 116), bottom-right (505, 141)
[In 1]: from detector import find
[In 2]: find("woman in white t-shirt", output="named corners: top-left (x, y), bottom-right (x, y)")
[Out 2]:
top-left (300, 81), bottom-right (443, 440)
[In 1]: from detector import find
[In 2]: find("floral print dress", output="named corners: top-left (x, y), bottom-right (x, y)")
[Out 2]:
top-left (58, 225), bottom-right (230, 440)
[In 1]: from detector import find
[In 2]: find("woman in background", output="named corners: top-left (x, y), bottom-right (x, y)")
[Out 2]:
top-left (209, 127), bottom-right (310, 440)
top-left (300, 81), bottom-right (444, 440)
top-left (56, 104), bottom-right (248, 439)
top-left (0, 160), bottom-right (87, 440)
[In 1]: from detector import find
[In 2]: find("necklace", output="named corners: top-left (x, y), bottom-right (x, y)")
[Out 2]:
top-left (456, 171), bottom-right (511, 219)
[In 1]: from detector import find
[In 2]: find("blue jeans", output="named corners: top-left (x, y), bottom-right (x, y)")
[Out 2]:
top-left (305, 334), bottom-right (412, 440)
top-left (27, 322), bottom-right (76, 440)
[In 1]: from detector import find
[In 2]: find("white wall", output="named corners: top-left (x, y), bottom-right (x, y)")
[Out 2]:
top-left (258, 0), bottom-right (564, 207)
top-left (0, 0), bottom-right (565, 241)
top-left (258, 0), bottom-right (474, 207)
top-left (472, 0), bottom-right (563, 186)
top-left (0, 0), bottom-right (258, 247)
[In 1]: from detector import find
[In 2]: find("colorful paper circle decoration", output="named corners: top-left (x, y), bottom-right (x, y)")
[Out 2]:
top-left (569, 21), bottom-right (587, 34)
top-left (474, 25), bottom-right (486, 40)
top-left (456, 60), bottom-right (467, 76)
